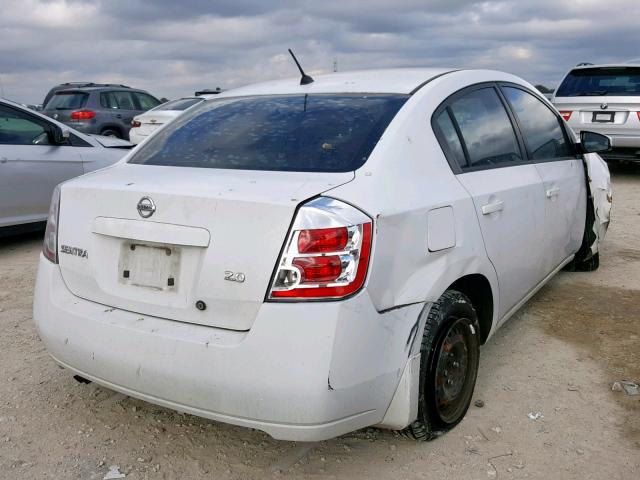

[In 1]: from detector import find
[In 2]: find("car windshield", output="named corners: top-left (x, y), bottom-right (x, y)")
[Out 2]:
top-left (154, 98), bottom-right (203, 111)
top-left (556, 67), bottom-right (640, 96)
top-left (45, 92), bottom-right (89, 110)
top-left (128, 94), bottom-right (408, 172)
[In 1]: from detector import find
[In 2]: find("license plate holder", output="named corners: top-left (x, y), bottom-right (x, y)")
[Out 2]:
top-left (592, 112), bottom-right (615, 123)
top-left (119, 243), bottom-right (180, 290)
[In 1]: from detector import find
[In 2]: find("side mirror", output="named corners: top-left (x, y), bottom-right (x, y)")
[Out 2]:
top-left (579, 131), bottom-right (611, 154)
top-left (51, 125), bottom-right (71, 144)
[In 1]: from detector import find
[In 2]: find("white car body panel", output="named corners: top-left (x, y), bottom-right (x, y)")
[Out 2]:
top-left (129, 111), bottom-right (181, 145)
top-left (33, 68), bottom-right (610, 441)
top-left (585, 153), bottom-right (613, 255)
top-left (56, 165), bottom-right (353, 330)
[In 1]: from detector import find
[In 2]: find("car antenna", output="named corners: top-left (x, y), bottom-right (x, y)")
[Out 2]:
top-left (288, 49), bottom-right (314, 85)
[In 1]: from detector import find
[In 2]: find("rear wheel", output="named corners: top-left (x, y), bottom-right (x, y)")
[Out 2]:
top-left (405, 290), bottom-right (480, 441)
top-left (100, 128), bottom-right (121, 138)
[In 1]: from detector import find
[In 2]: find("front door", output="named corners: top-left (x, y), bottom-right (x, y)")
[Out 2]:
top-left (0, 104), bottom-right (84, 227)
top-left (500, 85), bottom-right (587, 275)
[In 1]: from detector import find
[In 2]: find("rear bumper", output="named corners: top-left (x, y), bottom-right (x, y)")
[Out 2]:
top-left (33, 255), bottom-right (424, 441)
top-left (128, 129), bottom-right (147, 145)
top-left (608, 134), bottom-right (640, 149)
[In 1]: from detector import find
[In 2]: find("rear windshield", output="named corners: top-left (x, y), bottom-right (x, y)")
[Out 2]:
top-left (45, 92), bottom-right (88, 110)
top-left (155, 98), bottom-right (203, 111)
top-left (128, 94), bottom-right (408, 172)
top-left (556, 67), bottom-right (640, 96)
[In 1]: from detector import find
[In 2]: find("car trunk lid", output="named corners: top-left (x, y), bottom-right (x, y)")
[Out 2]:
top-left (136, 111), bottom-right (179, 136)
top-left (57, 164), bottom-right (353, 330)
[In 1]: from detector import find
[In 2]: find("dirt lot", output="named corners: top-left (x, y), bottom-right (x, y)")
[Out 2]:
top-left (1, 165), bottom-right (639, 480)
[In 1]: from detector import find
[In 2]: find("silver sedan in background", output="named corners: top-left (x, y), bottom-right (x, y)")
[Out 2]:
top-left (0, 98), bottom-right (132, 235)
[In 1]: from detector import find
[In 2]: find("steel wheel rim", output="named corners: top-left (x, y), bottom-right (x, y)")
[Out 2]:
top-left (433, 317), bottom-right (473, 424)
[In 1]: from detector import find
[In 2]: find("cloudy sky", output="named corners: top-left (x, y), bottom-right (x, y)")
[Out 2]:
top-left (1, 0), bottom-right (639, 104)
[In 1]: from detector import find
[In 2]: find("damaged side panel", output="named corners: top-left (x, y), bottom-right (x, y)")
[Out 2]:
top-left (584, 153), bottom-right (612, 257)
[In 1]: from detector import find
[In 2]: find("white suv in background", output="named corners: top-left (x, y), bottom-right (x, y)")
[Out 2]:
top-left (34, 68), bottom-right (612, 442)
top-left (553, 62), bottom-right (640, 162)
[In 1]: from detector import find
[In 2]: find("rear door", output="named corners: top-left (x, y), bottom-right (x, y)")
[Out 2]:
top-left (501, 85), bottom-right (586, 274)
top-left (100, 91), bottom-right (138, 137)
top-left (433, 85), bottom-right (546, 320)
top-left (0, 103), bottom-right (83, 227)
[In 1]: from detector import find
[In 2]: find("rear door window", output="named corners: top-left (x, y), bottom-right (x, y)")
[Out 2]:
top-left (556, 67), bottom-right (640, 96)
top-left (433, 110), bottom-right (467, 169)
top-left (502, 87), bottom-right (573, 160)
top-left (129, 94), bottom-right (408, 172)
top-left (448, 88), bottom-right (523, 169)
top-left (45, 92), bottom-right (88, 110)
top-left (100, 91), bottom-right (136, 110)
top-left (133, 93), bottom-right (161, 110)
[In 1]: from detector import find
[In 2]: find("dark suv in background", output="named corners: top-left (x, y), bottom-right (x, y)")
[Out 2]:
top-left (42, 84), bottom-right (161, 140)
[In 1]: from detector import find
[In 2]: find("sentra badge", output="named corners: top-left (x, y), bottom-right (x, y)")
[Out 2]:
top-left (60, 245), bottom-right (88, 259)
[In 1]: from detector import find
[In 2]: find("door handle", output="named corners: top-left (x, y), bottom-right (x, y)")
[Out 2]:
top-left (481, 200), bottom-right (504, 215)
top-left (116, 114), bottom-right (122, 119)
top-left (0, 157), bottom-right (7, 164)
top-left (546, 187), bottom-right (560, 198)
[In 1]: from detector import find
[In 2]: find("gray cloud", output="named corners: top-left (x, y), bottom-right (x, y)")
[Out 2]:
top-left (1, 0), bottom-right (639, 104)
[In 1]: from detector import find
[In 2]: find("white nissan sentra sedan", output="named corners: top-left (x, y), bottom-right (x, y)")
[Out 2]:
top-left (33, 68), bottom-right (612, 442)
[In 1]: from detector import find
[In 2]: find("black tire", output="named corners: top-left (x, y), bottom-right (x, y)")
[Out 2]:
top-left (404, 290), bottom-right (480, 441)
top-left (100, 128), bottom-right (121, 138)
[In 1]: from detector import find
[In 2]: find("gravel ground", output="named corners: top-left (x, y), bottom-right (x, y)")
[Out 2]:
top-left (1, 164), bottom-right (639, 480)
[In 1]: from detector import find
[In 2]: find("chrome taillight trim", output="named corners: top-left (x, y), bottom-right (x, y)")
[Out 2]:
top-left (268, 197), bottom-right (373, 300)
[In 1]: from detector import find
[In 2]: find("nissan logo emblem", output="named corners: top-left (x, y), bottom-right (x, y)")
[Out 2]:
top-left (137, 196), bottom-right (156, 218)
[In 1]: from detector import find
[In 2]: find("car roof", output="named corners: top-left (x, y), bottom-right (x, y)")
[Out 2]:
top-left (219, 68), bottom-right (457, 97)
top-left (570, 63), bottom-right (640, 70)
top-left (54, 87), bottom-right (148, 93)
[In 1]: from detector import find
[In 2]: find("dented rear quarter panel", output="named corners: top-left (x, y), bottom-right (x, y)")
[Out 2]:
top-left (326, 71), bottom-right (514, 340)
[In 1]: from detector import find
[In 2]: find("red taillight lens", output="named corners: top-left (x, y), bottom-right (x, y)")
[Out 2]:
top-left (560, 110), bottom-right (572, 121)
top-left (70, 110), bottom-right (95, 120)
top-left (269, 198), bottom-right (372, 300)
top-left (293, 255), bottom-right (342, 282)
top-left (131, 120), bottom-right (141, 128)
top-left (297, 227), bottom-right (348, 253)
top-left (43, 185), bottom-right (61, 264)
top-left (637, 112), bottom-right (640, 121)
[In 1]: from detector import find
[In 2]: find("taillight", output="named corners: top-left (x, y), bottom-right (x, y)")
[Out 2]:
top-left (268, 197), bottom-right (373, 300)
top-left (70, 110), bottom-right (96, 121)
top-left (560, 110), bottom-right (572, 121)
top-left (43, 185), bottom-right (61, 264)
top-left (637, 112), bottom-right (640, 121)
top-left (131, 120), bottom-right (141, 128)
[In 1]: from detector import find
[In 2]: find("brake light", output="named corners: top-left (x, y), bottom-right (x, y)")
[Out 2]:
top-left (269, 198), bottom-right (372, 300)
top-left (43, 185), bottom-right (61, 264)
top-left (131, 120), bottom-right (141, 128)
top-left (559, 111), bottom-right (572, 121)
top-left (637, 112), bottom-right (640, 121)
top-left (70, 110), bottom-right (95, 120)
top-left (298, 227), bottom-right (348, 253)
